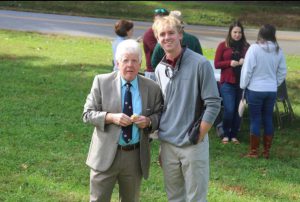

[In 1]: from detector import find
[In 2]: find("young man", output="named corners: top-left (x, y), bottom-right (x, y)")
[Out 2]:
top-left (151, 10), bottom-right (203, 69)
top-left (82, 39), bottom-right (163, 202)
top-left (143, 8), bottom-right (169, 81)
top-left (152, 16), bottom-right (221, 202)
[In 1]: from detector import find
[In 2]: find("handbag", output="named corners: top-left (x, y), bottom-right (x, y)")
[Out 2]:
top-left (238, 90), bottom-right (247, 117)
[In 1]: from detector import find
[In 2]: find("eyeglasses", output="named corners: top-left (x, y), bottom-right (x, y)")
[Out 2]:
top-left (165, 66), bottom-right (180, 79)
top-left (162, 48), bottom-right (185, 79)
top-left (154, 8), bottom-right (169, 15)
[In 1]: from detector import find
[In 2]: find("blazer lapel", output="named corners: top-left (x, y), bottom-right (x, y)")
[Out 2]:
top-left (138, 76), bottom-right (148, 115)
top-left (113, 72), bottom-right (122, 112)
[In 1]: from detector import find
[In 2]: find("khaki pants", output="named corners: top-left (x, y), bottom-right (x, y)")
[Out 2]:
top-left (90, 149), bottom-right (142, 202)
top-left (160, 134), bottom-right (209, 202)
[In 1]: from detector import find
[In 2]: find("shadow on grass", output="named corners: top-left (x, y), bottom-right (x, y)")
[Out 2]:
top-left (0, 53), bottom-right (45, 62)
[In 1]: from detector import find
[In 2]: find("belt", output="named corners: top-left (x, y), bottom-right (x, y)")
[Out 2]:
top-left (117, 142), bottom-right (140, 151)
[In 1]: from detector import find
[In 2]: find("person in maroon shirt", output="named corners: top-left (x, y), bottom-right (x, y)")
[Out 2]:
top-left (143, 8), bottom-right (169, 81)
top-left (214, 21), bottom-right (249, 144)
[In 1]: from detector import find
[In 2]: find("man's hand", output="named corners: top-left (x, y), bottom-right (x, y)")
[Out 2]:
top-left (131, 115), bottom-right (151, 129)
top-left (197, 121), bottom-right (212, 144)
top-left (106, 113), bottom-right (132, 126)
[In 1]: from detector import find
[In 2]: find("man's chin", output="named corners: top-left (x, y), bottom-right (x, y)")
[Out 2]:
top-left (163, 47), bottom-right (175, 53)
top-left (124, 73), bottom-right (137, 81)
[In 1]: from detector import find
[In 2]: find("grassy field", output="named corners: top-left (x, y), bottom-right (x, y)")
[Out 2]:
top-left (0, 29), bottom-right (300, 201)
top-left (0, 1), bottom-right (299, 31)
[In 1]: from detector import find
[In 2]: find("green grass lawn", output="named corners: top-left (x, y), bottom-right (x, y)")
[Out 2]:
top-left (0, 1), bottom-right (299, 30)
top-left (0, 30), bottom-right (299, 201)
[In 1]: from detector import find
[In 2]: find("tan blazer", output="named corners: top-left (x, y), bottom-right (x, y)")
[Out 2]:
top-left (82, 72), bottom-right (163, 179)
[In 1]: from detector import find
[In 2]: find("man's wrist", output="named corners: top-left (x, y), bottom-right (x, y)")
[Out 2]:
top-left (105, 112), bottom-right (111, 124)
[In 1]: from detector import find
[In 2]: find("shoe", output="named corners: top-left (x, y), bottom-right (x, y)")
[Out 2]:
top-left (262, 135), bottom-right (273, 159)
top-left (243, 134), bottom-right (260, 158)
top-left (222, 137), bottom-right (229, 144)
top-left (231, 138), bottom-right (240, 144)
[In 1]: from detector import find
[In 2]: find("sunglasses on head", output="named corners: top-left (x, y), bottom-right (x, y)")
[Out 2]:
top-left (154, 8), bottom-right (168, 15)
top-left (165, 65), bottom-right (178, 79)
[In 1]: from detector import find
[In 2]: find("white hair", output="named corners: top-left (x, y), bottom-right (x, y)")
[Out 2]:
top-left (115, 39), bottom-right (142, 63)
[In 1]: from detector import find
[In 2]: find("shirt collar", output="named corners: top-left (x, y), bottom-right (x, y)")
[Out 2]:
top-left (162, 46), bottom-right (187, 68)
top-left (116, 36), bottom-right (126, 40)
top-left (166, 53), bottom-right (181, 68)
top-left (121, 76), bottom-right (138, 90)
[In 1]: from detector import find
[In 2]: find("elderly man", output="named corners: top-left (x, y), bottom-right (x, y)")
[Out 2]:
top-left (153, 16), bottom-right (221, 202)
top-left (82, 39), bottom-right (163, 202)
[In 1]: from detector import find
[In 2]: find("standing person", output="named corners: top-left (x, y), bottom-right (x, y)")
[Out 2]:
top-left (143, 8), bottom-right (169, 80)
top-left (151, 10), bottom-right (203, 69)
top-left (112, 19), bottom-right (134, 71)
top-left (214, 21), bottom-right (249, 144)
top-left (82, 39), bottom-right (163, 202)
top-left (240, 24), bottom-right (287, 159)
top-left (153, 16), bottom-right (221, 202)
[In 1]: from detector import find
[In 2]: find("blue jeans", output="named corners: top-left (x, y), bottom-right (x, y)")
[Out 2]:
top-left (246, 89), bottom-right (276, 136)
top-left (220, 82), bottom-right (242, 139)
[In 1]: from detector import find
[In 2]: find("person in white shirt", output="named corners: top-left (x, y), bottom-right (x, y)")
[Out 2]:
top-left (240, 24), bottom-right (287, 159)
top-left (112, 19), bottom-right (134, 71)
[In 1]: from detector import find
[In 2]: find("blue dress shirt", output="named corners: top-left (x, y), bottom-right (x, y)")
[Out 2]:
top-left (119, 76), bottom-right (142, 145)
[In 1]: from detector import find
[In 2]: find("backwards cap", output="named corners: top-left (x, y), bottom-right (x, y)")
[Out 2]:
top-left (154, 8), bottom-right (169, 16)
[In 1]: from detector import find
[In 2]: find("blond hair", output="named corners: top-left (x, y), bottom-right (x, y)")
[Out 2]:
top-left (152, 15), bottom-right (183, 38)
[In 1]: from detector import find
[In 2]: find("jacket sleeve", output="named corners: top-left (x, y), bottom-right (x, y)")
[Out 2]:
top-left (151, 43), bottom-right (165, 70)
top-left (240, 45), bottom-right (256, 89)
top-left (82, 75), bottom-right (107, 132)
top-left (276, 50), bottom-right (287, 86)
top-left (195, 38), bottom-right (203, 55)
top-left (200, 60), bottom-right (222, 124)
top-left (214, 42), bottom-right (231, 69)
